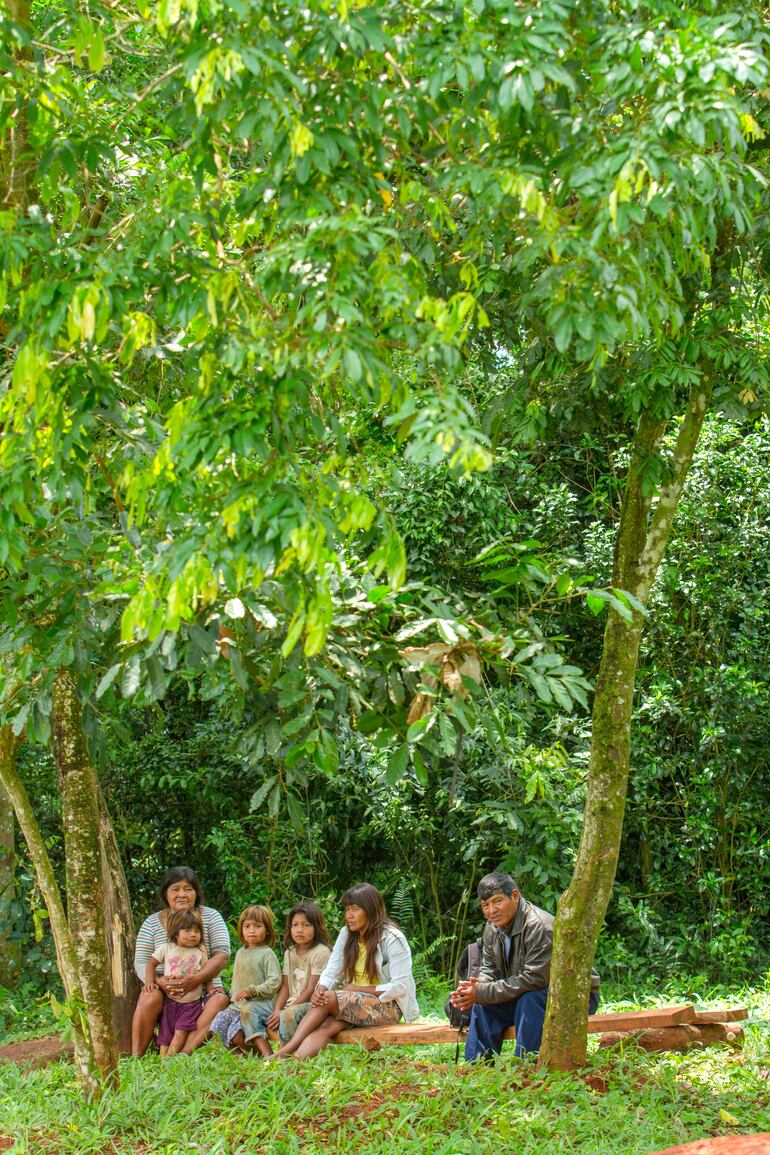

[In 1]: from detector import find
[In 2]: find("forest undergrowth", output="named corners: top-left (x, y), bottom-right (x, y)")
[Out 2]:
top-left (1, 982), bottom-right (769, 1154)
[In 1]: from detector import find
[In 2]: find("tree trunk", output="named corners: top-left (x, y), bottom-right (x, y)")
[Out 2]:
top-left (51, 673), bottom-right (119, 1083)
top-left (539, 379), bottom-right (713, 1071)
top-left (97, 785), bottom-right (138, 1053)
top-left (0, 724), bottom-right (100, 1095)
top-left (0, 781), bottom-right (21, 989)
top-left (4, 0), bottom-right (32, 211)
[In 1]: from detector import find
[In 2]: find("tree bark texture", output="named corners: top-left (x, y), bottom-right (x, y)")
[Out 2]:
top-left (4, 0), bottom-right (33, 211)
top-left (0, 724), bottom-right (100, 1094)
top-left (539, 379), bottom-right (713, 1071)
top-left (97, 785), bottom-right (138, 1053)
top-left (0, 778), bottom-right (21, 988)
top-left (51, 672), bottom-right (119, 1082)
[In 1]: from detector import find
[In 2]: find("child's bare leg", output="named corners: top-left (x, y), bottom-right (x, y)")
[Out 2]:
top-left (159, 1045), bottom-right (169, 1057)
top-left (250, 1037), bottom-right (273, 1058)
top-left (293, 1016), bottom-right (347, 1059)
top-left (165, 1030), bottom-right (188, 1056)
top-left (229, 1029), bottom-right (248, 1054)
top-left (276, 995), bottom-right (338, 1057)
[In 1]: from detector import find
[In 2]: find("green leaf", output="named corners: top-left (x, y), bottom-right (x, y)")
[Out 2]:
top-left (586, 592), bottom-right (607, 616)
top-left (529, 672), bottom-right (553, 704)
top-left (88, 29), bottom-right (107, 72)
top-left (281, 610), bottom-right (305, 658)
top-left (412, 748), bottom-right (428, 786)
top-left (286, 792), bottom-right (304, 831)
top-left (611, 587), bottom-right (649, 619)
top-left (147, 654), bottom-right (166, 700)
top-left (343, 348), bottom-right (362, 383)
top-left (121, 661), bottom-right (141, 697)
top-left (407, 715), bottom-right (430, 742)
top-left (11, 703), bottom-right (30, 738)
top-left (188, 625), bottom-right (217, 654)
top-left (552, 312), bottom-right (574, 353)
top-left (281, 712), bottom-right (310, 739)
top-left (250, 777), bottom-right (277, 812)
top-left (385, 743), bottom-right (410, 785)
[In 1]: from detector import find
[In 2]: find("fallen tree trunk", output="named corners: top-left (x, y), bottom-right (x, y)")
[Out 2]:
top-left (599, 1022), bottom-right (743, 1052)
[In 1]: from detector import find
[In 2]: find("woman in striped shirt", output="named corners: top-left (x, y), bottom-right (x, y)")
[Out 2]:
top-left (131, 866), bottom-right (231, 1056)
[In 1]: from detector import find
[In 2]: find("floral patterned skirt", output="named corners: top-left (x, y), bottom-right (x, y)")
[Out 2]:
top-left (334, 991), bottom-right (402, 1027)
top-left (210, 998), bottom-right (274, 1047)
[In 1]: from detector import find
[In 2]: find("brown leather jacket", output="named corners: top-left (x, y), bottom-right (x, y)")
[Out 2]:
top-left (476, 895), bottom-right (600, 1005)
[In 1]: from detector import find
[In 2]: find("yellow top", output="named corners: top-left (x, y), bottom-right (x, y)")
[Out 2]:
top-left (353, 941), bottom-right (374, 985)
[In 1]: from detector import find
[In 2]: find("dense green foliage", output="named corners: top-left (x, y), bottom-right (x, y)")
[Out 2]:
top-left (4, 414), bottom-right (769, 991)
top-left (3, 0), bottom-right (770, 1080)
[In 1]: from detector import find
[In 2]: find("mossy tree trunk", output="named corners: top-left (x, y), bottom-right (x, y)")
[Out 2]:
top-left (51, 672), bottom-right (119, 1082)
top-left (539, 378), bottom-right (713, 1071)
top-left (0, 724), bottom-right (100, 1095)
top-left (4, 0), bottom-right (32, 211)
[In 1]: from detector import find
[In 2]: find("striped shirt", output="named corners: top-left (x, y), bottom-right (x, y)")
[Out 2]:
top-left (134, 907), bottom-right (231, 987)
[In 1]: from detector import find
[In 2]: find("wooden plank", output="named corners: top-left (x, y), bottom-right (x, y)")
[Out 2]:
top-left (335, 1023), bottom-right (461, 1046)
top-left (587, 1004), bottom-right (695, 1032)
top-left (333, 1004), bottom-right (697, 1046)
top-left (691, 1007), bottom-right (748, 1024)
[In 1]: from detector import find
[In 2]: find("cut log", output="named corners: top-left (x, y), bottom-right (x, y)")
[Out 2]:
top-left (691, 1007), bottom-right (748, 1024)
top-left (599, 1023), bottom-right (744, 1053)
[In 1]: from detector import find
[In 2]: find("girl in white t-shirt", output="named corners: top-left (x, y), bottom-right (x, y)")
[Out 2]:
top-left (266, 902), bottom-right (331, 1043)
top-left (271, 883), bottom-right (419, 1061)
top-left (144, 908), bottom-right (214, 1056)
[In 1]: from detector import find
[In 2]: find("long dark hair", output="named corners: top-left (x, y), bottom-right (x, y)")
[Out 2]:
top-left (158, 866), bottom-right (204, 910)
top-left (283, 901), bottom-right (332, 951)
top-left (340, 883), bottom-right (392, 984)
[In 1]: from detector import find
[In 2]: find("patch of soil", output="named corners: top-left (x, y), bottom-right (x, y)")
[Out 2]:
top-left (654, 1137), bottom-right (770, 1155)
top-left (0, 1036), bottom-right (72, 1069)
top-left (300, 1081), bottom-right (422, 1140)
top-left (0, 1138), bottom-right (15, 1151)
top-left (583, 1073), bottom-right (610, 1094)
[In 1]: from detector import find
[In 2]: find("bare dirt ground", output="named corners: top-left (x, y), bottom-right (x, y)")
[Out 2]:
top-left (0, 1035), bottom-right (72, 1069)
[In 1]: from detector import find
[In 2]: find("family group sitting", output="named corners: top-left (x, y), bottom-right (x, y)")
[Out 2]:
top-left (131, 865), bottom-right (599, 1063)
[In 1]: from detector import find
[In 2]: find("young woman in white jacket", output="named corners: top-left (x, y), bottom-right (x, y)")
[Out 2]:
top-left (272, 882), bottom-right (419, 1059)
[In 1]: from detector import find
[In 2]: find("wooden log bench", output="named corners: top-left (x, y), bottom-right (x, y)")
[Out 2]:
top-left (330, 1004), bottom-right (748, 1053)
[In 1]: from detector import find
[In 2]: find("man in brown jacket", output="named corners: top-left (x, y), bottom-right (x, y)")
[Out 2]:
top-left (450, 871), bottom-right (600, 1061)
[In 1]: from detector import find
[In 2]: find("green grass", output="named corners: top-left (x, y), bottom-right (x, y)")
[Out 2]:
top-left (1, 983), bottom-right (769, 1154)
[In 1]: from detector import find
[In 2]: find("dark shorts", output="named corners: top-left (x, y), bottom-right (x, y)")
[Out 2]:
top-left (157, 996), bottom-right (203, 1046)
